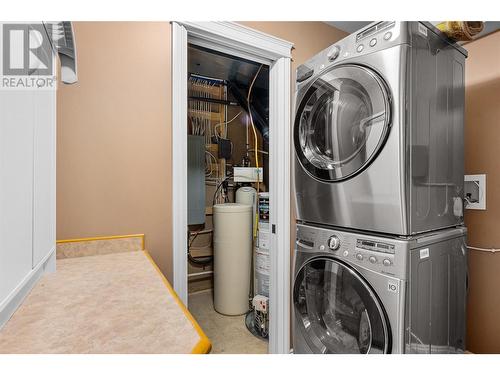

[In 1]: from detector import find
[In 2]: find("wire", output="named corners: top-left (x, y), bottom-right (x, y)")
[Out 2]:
top-left (247, 65), bottom-right (263, 238)
top-left (247, 65), bottom-right (262, 171)
top-left (214, 111), bottom-right (243, 139)
top-left (205, 151), bottom-right (218, 177)
top-left (250, 149), bottom-right (269, 155)
top-left (212, 173), bottom-right (233, 206)
top-left (188, 229), bottom-right (213, 265)
top-left (467, 245), bottom-right (500, 253)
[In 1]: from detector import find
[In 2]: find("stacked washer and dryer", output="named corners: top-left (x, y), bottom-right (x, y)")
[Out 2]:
top-left (292, 22), bottom-right (468, 354)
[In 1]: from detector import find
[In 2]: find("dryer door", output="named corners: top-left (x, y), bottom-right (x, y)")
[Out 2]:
top-left (293, 257), bottom-right (390, 353)
top-left (294, 64), bottom-right (391, 182)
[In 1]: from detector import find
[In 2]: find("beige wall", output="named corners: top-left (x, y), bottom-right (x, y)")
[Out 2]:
top-left (57, 21), bottom-right (347, 281)
top-left (57, 22), bottom-right (173, 277)
top-left (463, 31), bottom-right (500, 353)
top-left (240, 22), bottom-right (347, 71)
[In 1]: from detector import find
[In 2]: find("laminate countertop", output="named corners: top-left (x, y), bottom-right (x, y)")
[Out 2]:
top-left (0, 250), bottom-right (211, 354)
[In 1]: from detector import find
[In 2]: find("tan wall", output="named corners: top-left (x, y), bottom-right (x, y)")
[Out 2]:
top-left (240, 22), bottom-right (347, 71)
top-left (57, 22), bottom-right (173, 277)
top-left (56, 21), bottom-right (347, 281)
top-left (463, 31), bottom-right (500, 353)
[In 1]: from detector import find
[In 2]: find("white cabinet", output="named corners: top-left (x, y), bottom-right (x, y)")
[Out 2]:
top-left (0, 90), bottom-right (35, 303)
top-left (33, 89), bottom-right (56, 267)
top-left (0, 26), bottom-right (57, 327)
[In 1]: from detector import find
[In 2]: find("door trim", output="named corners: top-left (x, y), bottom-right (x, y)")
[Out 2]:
top-left (171, 21), bottom-right (293, 354)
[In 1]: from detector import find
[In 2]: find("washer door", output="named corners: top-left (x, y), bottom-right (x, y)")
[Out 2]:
top-left (293, 257), bottom-right (390, 354)
top-left (294, 64), bottom-right (391, 182)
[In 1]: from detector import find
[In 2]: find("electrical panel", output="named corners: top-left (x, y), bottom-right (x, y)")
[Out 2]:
top-left (187, 135), bottom-right (206, 225)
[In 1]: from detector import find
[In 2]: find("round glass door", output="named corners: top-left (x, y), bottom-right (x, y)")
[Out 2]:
top-left (294, 64), bottom-right (391, 182)
top-left (293, 257), bottom-right (389, 354)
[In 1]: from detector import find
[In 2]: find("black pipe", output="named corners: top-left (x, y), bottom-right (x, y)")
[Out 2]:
top-left (227, 81), bottom-right (269, 143)
top-left (188, 96), bottom-right (239, 106)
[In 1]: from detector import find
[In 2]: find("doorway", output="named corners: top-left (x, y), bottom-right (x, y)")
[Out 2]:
top-left (171, 22), bottom-right (292, 354)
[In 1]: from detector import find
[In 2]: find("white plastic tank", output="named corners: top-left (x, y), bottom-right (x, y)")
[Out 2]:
top-left (235, 186), bottom-right (257, 211)
top-left (235, 186), bottom-right (257, 232)
top-left (213, 203), bottom-right (253, 315)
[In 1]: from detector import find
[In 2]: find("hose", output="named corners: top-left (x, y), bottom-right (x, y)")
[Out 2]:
top-left (187, 229), bottom-right (213, 266)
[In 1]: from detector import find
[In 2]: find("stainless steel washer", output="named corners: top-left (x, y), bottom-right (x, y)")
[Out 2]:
top-left (293, 22), bottom-right (468, 235)
top-left (292, 223), bottom-right (467, 354)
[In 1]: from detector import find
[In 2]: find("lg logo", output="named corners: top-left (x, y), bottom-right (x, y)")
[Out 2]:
top-left (387, 281), bottom-right (399, 294)
top-left (2, 24), bottom-right (53, 76)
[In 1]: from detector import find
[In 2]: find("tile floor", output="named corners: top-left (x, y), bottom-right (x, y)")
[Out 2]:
top-left (188, 290), bottom-right (268, 354)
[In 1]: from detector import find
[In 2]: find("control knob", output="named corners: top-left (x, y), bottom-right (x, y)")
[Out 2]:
top-left (327, 235), bottom-right (340, 250)
top-left (327, 45), bottom-right (341, 61)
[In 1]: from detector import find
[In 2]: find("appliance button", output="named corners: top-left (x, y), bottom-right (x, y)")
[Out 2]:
top-left (327, 235), bottom-right (341, 250)
top-left (319, 245), bottom-right (325, 251)
top-left (384, 31), bottom-right (392, 40)
top-left (369, 256), bottom-right (377, 264)
top-left (356, 44), bottom-right (364, 53)
top-left (343, 250), bottom-right (349, 257)
top-left (327, 45), bottom-right (341, 61)
top-left (356, 253), bottom-right (363, 261)
top-left (369, 38), bottom-right (377, 47)
top-left (383, 259), bottom-right (392, 266)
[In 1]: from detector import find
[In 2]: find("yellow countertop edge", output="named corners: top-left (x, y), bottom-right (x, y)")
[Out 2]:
top-left (57, 234), bottom-right (146, 251)
top-left (143, 250), bottom-right (212, 354)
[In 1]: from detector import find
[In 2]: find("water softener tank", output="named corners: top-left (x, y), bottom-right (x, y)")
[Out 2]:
top-left (213, 203), bottom-right (253, 315)
top-left (235, 186), bottom-right (257, 232)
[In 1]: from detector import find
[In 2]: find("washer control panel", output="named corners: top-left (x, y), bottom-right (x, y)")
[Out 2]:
top-left (353, 239), bottom-right (395, 271)
top-left (356, 239), bottom-right (395, 254)
top-left (296, 223), bottom-right (407, 278)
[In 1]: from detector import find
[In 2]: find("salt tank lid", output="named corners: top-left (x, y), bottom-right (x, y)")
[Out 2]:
top-left (213, 203), bottom-right (252, 213)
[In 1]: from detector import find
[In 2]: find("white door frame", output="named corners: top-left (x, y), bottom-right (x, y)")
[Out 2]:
top-left (171, 21), bottom-right (292, 354)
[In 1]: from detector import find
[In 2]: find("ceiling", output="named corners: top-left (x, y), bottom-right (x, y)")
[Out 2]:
top-left (326, 21), bottom-right (500, 41)
top-left (188, 44), bottom-right (268, 91)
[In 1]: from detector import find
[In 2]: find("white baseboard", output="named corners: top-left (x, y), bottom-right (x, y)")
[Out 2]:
top-left (0, 247), bottom-right (56, 330)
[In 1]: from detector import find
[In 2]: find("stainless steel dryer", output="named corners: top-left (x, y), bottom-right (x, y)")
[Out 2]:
top-left (293, 22), bottom-right (468, 235)
top-left (292, 223), bottom-right (467, 354)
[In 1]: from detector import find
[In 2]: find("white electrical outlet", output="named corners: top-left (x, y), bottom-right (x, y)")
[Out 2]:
top-left (252, 295), bottom-right (269, 312)
top-left (464, 174), bottom-right (486, 210)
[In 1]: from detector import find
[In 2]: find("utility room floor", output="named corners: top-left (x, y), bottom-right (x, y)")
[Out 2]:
top-left (188, 290), bottom-right (268, 354)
